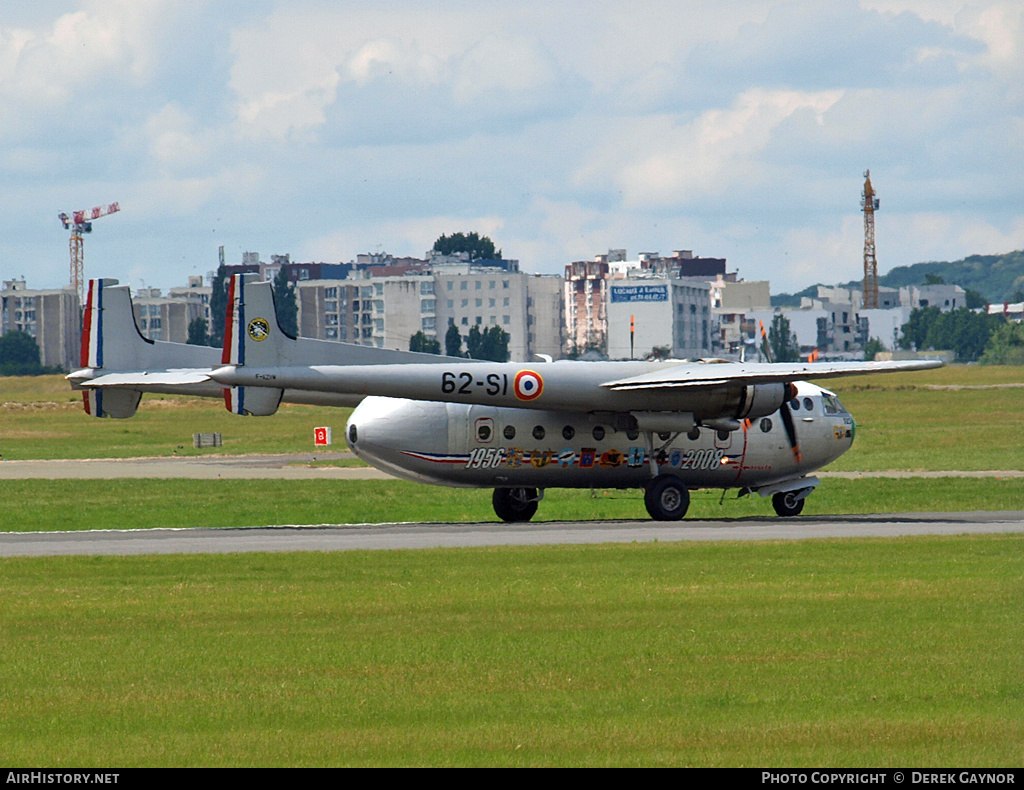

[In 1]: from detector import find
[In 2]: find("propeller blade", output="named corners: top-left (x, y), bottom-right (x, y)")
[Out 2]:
top-left (779, 398), bottom-right (803, 464)
top-left (759, 320), bottom-right (773, 363)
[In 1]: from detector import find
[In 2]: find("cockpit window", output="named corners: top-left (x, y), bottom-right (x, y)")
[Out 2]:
top-left (821, 394), bottom-right (846, 415)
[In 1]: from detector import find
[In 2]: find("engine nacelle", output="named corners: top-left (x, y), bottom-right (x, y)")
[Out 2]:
top-left (735, 382), bottom-right (795, 420)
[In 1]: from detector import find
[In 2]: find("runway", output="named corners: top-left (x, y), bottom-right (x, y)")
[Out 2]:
top-left (2, 511), bottom-right (1022, 557)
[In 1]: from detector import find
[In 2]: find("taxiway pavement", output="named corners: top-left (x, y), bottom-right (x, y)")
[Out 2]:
top-left (2, 511), bottom-right (1022, 557)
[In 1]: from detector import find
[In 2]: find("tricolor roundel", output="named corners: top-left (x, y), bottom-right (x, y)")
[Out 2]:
top-left (513, 369), bottom-right (544, 401)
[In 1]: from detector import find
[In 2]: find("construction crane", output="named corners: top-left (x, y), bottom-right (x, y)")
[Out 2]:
top-left (861, 171), bottom-right (880, 309)
top-left (59, 202), bottom-right (120, 306)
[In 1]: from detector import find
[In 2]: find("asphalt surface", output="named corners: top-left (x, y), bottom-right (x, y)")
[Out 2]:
top-left (2, 511), bottom-right (1022, 557)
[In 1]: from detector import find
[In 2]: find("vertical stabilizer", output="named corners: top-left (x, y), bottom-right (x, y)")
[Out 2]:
top-left (222, 273), bottom-right (284, 416)
top-left (72, 278), bottom-right (221, 418)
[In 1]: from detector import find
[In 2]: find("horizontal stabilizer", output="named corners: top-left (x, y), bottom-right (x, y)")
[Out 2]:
top-left (74, 371), bottom-right (212, 388)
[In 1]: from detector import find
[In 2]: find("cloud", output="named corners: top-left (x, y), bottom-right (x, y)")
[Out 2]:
top-left (2, 1), bottom-right (1022, 299)
top-left (576, 88), bottom-right (843, 211)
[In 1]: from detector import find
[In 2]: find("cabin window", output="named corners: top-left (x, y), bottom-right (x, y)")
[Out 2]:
top-left (803, 397), bottom-right (814, 411)
top-left (592, 426), bottom-right (605, 441)
top-left (789, 399), bottom-right (800, 411)
top-left (760, 418), bottom-right (772, 432)
top-left (626, 429), bottom-right (639, 441)
top-left (562, 426), bottom-right (575, 440)
top-left (504, 425), bottom-right (516, 440)
top-left (532, 425), bottom-right (546, 440)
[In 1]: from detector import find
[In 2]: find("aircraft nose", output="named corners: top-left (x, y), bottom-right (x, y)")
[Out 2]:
top-left (346, 396), bottom-right (450, 461)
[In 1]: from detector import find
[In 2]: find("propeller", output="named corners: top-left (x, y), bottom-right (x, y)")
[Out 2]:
top-left (759, 321), bottom-right (803, 463)
top-left (779, 388), bottom-right (803, 464)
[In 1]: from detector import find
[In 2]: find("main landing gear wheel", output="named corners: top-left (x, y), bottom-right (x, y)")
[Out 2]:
top-left (493, 487), bottom-right (539, 523)
top-left (644, 475), bottom-right (690, 521)
top-left (772, 490), bottom-right (806, 517)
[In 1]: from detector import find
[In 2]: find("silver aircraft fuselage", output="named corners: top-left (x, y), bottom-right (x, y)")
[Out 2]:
top-left (346, 381), bottom-right (854, 491)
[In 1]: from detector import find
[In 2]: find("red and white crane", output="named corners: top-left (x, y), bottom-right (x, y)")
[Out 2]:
top-left (59, 202), bottom-right (120, 306)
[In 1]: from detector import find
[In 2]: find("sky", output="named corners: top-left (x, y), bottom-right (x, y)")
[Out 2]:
top-left (1, 0), bottom-right (1022, 295)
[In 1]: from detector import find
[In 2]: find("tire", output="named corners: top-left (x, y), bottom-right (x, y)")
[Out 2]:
top-left (644, 476), bottom-right (690, 521)
top-left (493, 487), bottom-right (539, 522)
top-left (772, 490), bottom-right (805, 517)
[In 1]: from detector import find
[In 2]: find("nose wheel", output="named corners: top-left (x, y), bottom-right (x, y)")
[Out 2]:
top-left (644, 475), bottom-right (690, 521)
top-left (493, 487), bottom-right (540, 522)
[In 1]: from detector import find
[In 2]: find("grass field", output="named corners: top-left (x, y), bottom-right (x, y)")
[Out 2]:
top-left (2, 535), bottom-right (1022, 767)
top-left (1, 477), bottom-right (1022, 531)
top-left (1, 366), bottom-right (1022, 766)
top-left (0, 374), bottom-right (355, 460)
top-left (2, 366), bottom-right (1023, 470)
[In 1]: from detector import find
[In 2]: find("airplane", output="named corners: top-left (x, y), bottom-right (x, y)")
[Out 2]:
top-left (68, 274), bottom-right (942, 522)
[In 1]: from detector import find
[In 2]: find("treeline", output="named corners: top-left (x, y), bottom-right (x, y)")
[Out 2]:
top-left (0, 331), bottom-right (63, 375)
top-left (881, 250), bottom-right (1024, 305)
top-left (773, 249), bottom-right (1024, 307)
top-left (898, 306), bottom-right (1020, 363)
top-left (410, 324), bottom-right (510, 362)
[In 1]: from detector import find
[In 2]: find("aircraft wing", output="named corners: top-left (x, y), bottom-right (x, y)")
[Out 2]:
top-left (600, 359), bottom-right (942, 391)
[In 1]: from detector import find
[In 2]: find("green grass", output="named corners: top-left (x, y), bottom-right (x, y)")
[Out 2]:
top-left (0, 375), bottom-right (353, 460)
top-left (3, 366), bottom-right (1023, 468)
top-left (1, 536), bottom-right (1021, 766)
top-left (2, 370), bottom-right (1023, 767)
top-left (2, 477), bottom-right (1022, 532)
top-left (824, 367), bottom-right (1024, 472)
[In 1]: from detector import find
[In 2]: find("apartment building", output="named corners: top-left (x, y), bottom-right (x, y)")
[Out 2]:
top-left (0, 279), bottom-right (81, 370)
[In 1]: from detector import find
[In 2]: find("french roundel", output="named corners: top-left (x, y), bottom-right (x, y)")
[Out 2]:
top-left (513, 369), bottom-right (544, 401)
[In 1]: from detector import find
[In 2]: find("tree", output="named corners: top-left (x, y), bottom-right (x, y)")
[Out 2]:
top-left (768, 314), bottom-right (801, 362)
top-left (432, 232), bottom-right (502, 260)
top-left (900, 307), bottom-right (1003, 361)
top-left (964, 287), bottom-right (987, 310)
top-left (0, 330), bottom-right (43, 374)
top-left (480, 325), bottom-right (510, 362)
top-left (863, 337), bottom-right (886, 361)
top-left (898, 306), bottom-right (941, 351)
top-left (647, 345), bottom-right (671, 361)
top-left (208, 263), bottom-right (228, 348)
top-left (409, 331), bottom-right (441, 355)
top-left (464, 324), bottom-right (510, 362)
top-left (979, 322), bottom-right (1024, 365)
top-left (187, 317), bottom-right (208, 346)
top-left (445, 322), bottom-right (464, 357)
top-left (466, 324), bottom-right (485, 360)
top-left (273, 267), bottom-right (298, 338)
